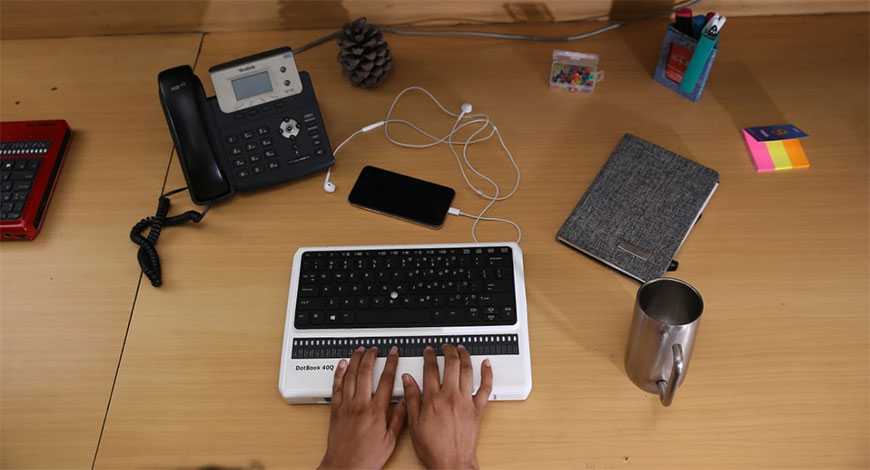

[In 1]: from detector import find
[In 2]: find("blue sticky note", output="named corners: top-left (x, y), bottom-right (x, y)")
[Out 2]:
top-left (745, 124), bottom-right (809, 142)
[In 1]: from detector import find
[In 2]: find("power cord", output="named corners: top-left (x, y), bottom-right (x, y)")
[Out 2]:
top-left (323, 86), bottom-right (522, 243)
top-left (130, 187), bottom-right (209, 287)
top-left (293, 0), bottom-right (702, 55)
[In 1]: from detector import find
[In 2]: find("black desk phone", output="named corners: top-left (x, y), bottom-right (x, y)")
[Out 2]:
top-left (157, 47), bottom-right (335, 205)
top-left (133, 47), bottom-right (336, 288)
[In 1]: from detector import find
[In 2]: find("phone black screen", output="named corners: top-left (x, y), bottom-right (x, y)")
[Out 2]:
top-left (348, 166), bottom-right (456, 228)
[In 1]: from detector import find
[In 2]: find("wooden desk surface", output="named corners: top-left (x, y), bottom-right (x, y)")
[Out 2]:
top-left (95, 14), bottom-right (869, 469)
top-left (2, 13), bottom-right (867, 470)
top-left (0, 35), bottom-right (203, 468)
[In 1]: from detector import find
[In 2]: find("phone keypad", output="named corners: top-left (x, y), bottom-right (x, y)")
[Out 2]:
top-left (226, 125), bottom-right (286, 180)
top-left (211, 71), bottom-right (335, 190)
top-left (223, 112), bottom-right (330, 184)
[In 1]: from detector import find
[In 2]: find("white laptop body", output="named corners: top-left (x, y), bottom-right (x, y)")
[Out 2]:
top-left (278, 242), bottom-right (532, 404)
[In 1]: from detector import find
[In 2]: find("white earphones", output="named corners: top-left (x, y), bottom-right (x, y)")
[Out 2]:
top-left (322, 121), bottom-right (385, 193)
top-left (323, 169), bottom-right (335, 193)
top-left (320, 88), bottom-right (522, 243)
top-left (322, 102), bottom-right (471, 195)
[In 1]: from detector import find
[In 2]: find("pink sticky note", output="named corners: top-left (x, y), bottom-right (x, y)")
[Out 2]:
top-left (742, 130), bottom-right (774, 172)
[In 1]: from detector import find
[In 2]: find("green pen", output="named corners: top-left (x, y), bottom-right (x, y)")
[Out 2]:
top-left (679, 14), bottom-right (725, 95)
top-left (679, 30), bottom-right (718, 94)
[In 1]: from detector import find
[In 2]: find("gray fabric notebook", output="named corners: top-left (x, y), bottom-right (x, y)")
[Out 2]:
top-left (557, 134), bottom-right (719, 282)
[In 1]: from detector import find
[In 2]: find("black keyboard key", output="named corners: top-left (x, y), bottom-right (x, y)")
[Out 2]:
top-left (501, 306), bottom-right (516, 321)
top-left (485, 281), bottom-right (511, 292)
top-left (445, 309), bottom-right (462, 324)
top-left (466, 307), bottom-right (480, 322)
top-left (297, 298), bottom-right (325, 310)
top-left (483, 306), bottom-right (499, 321)
top-left (299, 286), bottom-right (319, 297)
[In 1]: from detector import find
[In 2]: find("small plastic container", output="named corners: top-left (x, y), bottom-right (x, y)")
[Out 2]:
top-left (549, 50), bottom-right (604, 94)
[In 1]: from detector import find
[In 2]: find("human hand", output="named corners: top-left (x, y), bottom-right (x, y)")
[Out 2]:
top-left (402, 344), bottom-right (494, 470)
top-left (319, 346), bottom-right (406, 470)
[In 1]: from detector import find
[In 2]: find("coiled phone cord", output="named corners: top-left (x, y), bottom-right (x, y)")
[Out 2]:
top-left (130, 187), bottom-right (209, 287)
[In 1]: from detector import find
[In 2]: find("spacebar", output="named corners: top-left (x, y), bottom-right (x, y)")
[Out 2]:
top-left (355, 310), bottom-right (429, 326)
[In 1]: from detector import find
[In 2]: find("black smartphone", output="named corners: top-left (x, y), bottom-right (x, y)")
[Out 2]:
top-left (348, 166), bottom-right (456, 228)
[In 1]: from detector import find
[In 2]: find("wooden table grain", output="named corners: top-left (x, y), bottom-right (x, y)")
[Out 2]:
top-left (0, 34), bottom-right (203, 469)
top-left (6, 13), bottom-right (868, 470)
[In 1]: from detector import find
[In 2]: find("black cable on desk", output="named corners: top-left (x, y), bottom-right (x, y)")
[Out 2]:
top-left (129, 187), bottom-right (209, 287)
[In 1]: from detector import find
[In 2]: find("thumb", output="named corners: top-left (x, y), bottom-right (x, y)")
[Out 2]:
top-left (387, 399), bottom-right (406, 439)
top-left (402, 373), bottom-right (421, 424)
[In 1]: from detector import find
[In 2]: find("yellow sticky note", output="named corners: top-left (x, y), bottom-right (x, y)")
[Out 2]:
top-left (766, 141), bottom-right (792, 170)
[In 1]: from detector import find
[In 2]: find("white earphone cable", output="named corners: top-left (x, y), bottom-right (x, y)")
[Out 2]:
top-left (324, 86), bottom-right (522, 243)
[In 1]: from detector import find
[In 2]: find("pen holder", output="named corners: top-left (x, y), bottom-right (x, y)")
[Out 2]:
top-left (653, 26), bottom-right (718, 102)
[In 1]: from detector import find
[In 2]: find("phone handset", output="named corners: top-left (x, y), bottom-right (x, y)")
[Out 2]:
top-left (158, 66), bottom-right (232, 205)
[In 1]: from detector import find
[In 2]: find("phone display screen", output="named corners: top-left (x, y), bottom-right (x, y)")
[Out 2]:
top-left (231, 71), bottom-right (273, 100)
top-left (348, 166), bottom-right (456, 228)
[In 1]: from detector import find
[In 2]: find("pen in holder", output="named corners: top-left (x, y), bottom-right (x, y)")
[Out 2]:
top-left (654, 25), bottom-right (719, 102)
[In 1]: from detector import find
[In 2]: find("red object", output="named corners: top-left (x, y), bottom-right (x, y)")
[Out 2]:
top-left (675, 7), bottom-right (692, 18)
top-left (0, 120), bottom-right (71, 240)
top-left (666, 43), bottom-right (693, 84)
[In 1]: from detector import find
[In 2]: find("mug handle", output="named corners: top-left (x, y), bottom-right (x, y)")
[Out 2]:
top-left (656, 344), bottom-right (684, 406)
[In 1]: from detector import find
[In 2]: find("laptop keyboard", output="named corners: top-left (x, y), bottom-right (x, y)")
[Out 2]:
top-left (1, 154), bottom-right (42, 221)
top-left (293, 246), bottom-right (518, 329)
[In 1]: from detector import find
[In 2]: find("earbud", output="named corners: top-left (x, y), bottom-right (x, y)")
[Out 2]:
top-left (460, 102), bottom-right (473, 115)
top-left (323, 169), bottom-right (336, 193)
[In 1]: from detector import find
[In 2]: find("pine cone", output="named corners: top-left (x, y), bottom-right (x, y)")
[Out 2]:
top-left (337, 18), bottom-right (393, 88)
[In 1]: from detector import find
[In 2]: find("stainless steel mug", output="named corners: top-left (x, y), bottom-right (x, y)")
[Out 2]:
top-left (624, 277), bottom-right (703, 406)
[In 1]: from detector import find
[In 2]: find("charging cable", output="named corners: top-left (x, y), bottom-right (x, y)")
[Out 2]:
top-left (323, 86), bottom-right (522, 243)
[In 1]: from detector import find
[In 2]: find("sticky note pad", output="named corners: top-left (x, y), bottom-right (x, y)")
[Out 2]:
top-left (742, 124), bottom-right (810, 173)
